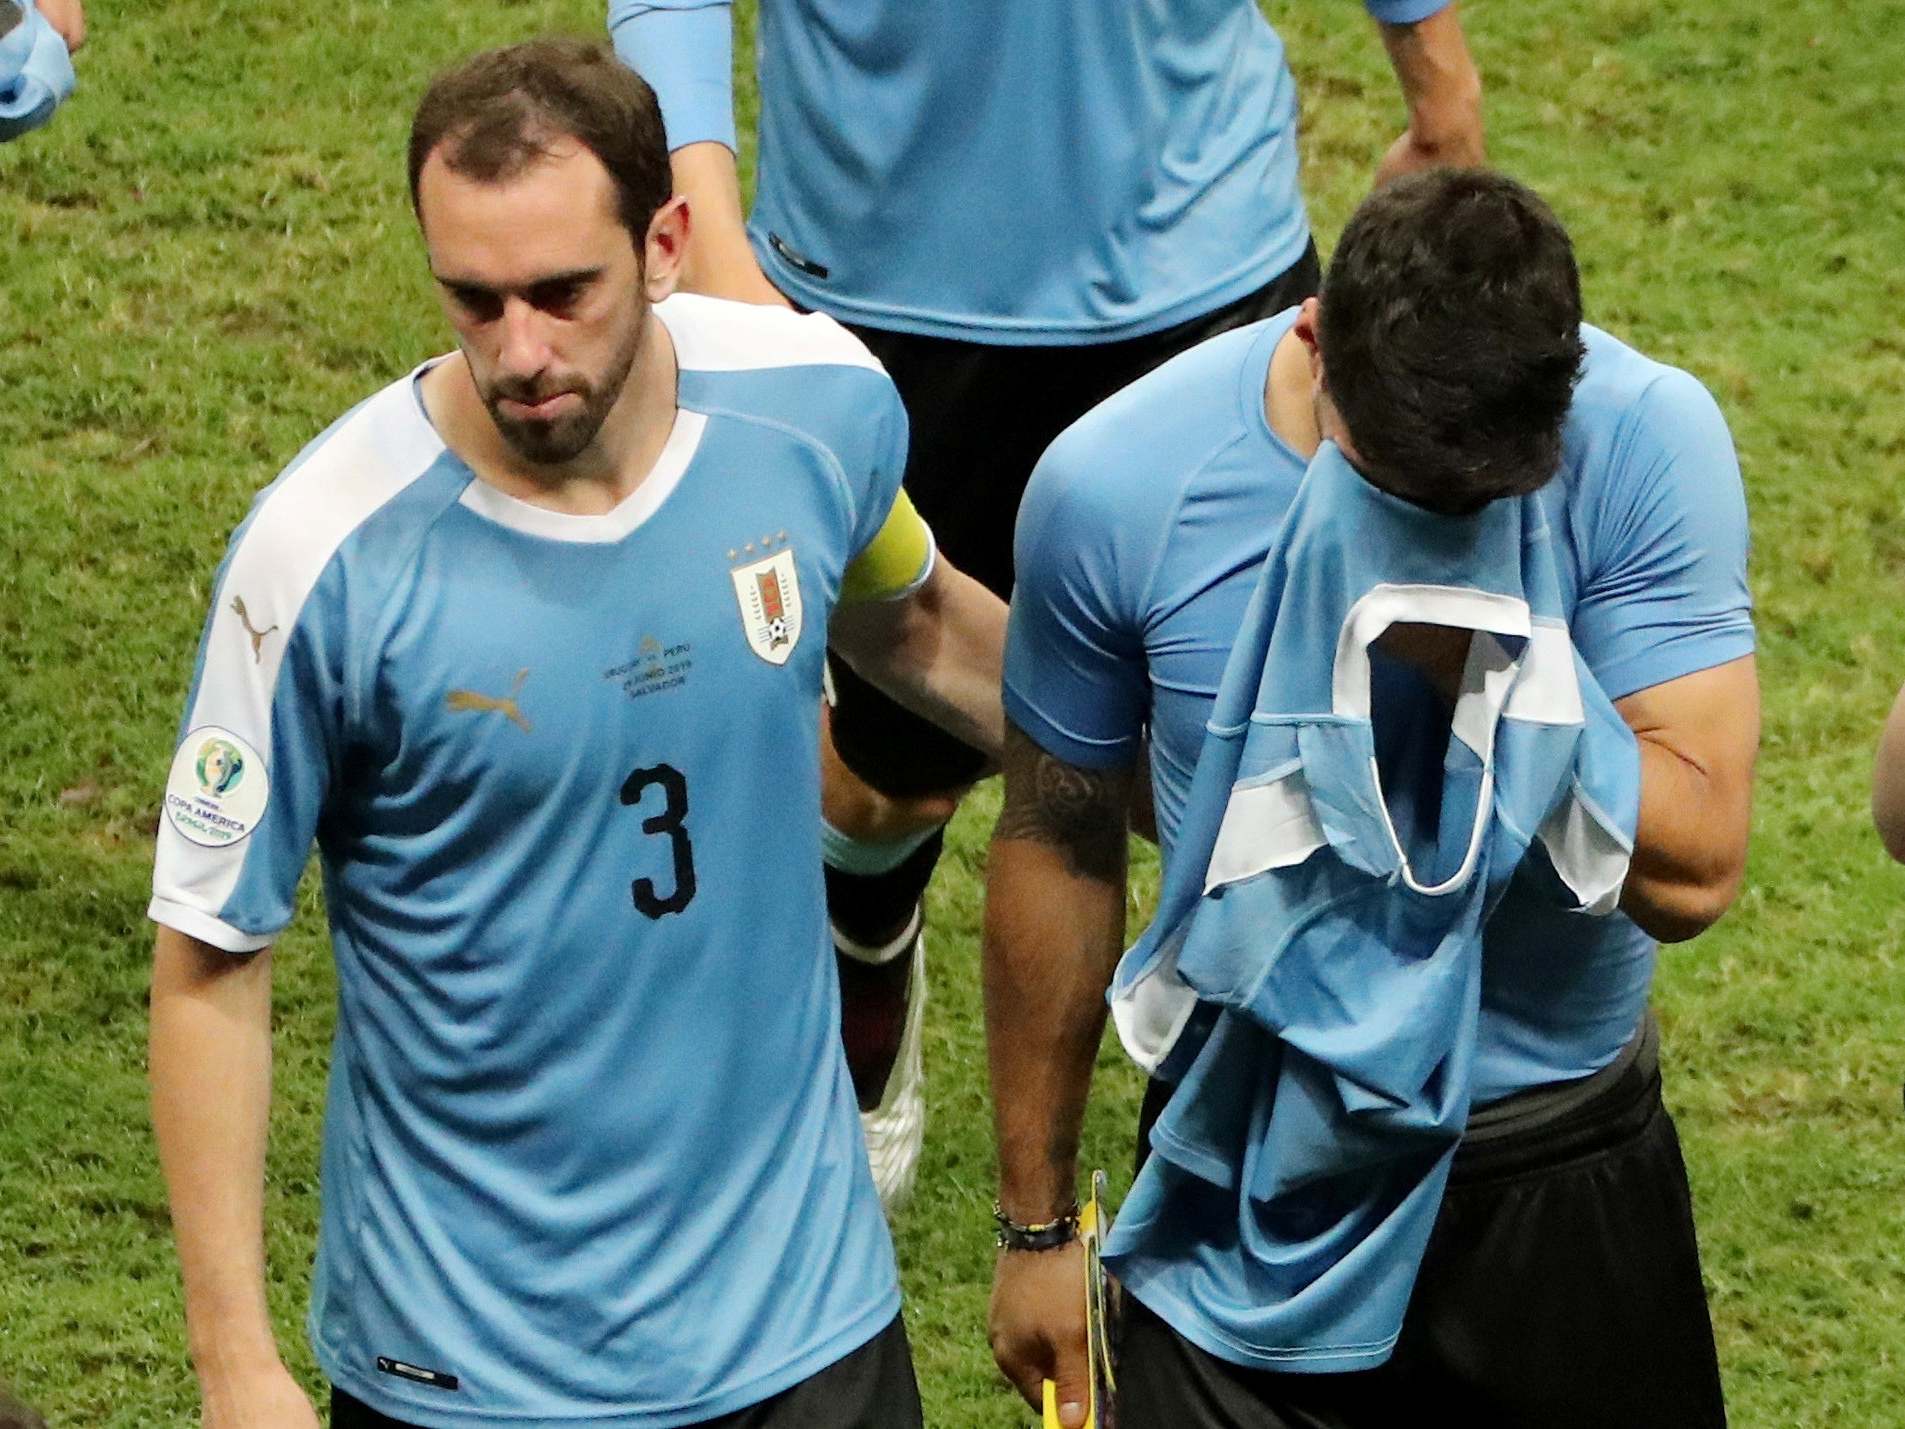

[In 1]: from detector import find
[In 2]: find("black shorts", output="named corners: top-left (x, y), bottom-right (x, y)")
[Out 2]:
top-left (331, 1313), bottom-right (922, 1429)
top-left (829, 249), bottom-right (1322, 798)
top-left (1117, 1033), bottom-right (1727, 1428)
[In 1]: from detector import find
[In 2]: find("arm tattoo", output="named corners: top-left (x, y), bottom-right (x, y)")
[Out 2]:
top-left (993, 724), bottom-right (1131, 884)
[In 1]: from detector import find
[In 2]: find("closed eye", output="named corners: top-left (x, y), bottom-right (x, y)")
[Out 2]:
top-left (527, 276), bottom-right (591, 318)
top-left (443, 283), bottom-right (503, 324)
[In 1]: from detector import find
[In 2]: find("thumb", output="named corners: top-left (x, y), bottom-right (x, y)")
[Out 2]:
top-left (1049, 1365), bottom-right (1091, 1429)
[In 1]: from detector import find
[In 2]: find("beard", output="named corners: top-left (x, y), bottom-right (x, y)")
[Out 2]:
top-left (480, 311), bottom-right (646, 466)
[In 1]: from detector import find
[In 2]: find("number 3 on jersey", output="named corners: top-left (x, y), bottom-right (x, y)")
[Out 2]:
top-left (620, 763), bottom-right (696, 918)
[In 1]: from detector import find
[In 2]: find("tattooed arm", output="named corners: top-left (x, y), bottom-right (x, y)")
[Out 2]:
top-left (984, 721), bottom-right (1135, 1424)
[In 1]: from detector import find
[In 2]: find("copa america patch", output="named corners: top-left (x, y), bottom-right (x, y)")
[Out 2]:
top-left (731, 546), bottom-right (804, 666)
top-left (163, 726), bottom-right (270, 848)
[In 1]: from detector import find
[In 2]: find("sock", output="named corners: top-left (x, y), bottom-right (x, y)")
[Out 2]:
top-left (824, 824), bottom-right (946, 951)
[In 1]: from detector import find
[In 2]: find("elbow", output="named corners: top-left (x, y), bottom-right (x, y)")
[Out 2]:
top-left (1873, 794), bottom-right (1905, 865)
top-left (1877, 822), bottom-right (1905, 868)
top-left (1625, 865), bottom-right (1743, 944)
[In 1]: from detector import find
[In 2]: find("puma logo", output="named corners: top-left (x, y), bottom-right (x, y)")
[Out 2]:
top-left (230, 596), bottom-right (279, 663)
top-left (446, 668), bottom-right (532, 732)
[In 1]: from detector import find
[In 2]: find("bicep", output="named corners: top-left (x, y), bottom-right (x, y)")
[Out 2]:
top-left (993, 722), bottom-right (1136, 885)
top-left (152, 923), bottom-right (270, 995)
top-left (1615, 654), bottom-right (1759, 823)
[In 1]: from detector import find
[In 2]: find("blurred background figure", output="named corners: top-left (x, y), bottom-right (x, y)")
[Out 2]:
top-left (0, 1384), bottom-right (47, 1429)
top-left (1, 0), bottom-right (82, 141)
top-left (1870, 683), bottom-right (1905, 861)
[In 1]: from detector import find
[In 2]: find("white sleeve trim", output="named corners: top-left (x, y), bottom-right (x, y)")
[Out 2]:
top-left (152, 375), bottom-right (445, 927)
top-left (147, 896), bottom-right (275, 954)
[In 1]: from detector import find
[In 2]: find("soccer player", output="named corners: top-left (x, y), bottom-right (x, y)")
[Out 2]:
top-left (987, 171), bottom-right (1757, 1428)
top-left (147, 40), bottom-right (1005, 1429)
top-left (1, 0), bottom-right (82, 142)
top-left (609, 0), bottom-right (1487, 1210)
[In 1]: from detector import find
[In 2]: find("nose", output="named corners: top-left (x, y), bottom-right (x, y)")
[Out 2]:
top-left (496, 296), bottom-right (554, 382)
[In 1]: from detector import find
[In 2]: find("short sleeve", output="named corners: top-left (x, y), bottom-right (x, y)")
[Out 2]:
top-left (1568, 368), bottom-right (1755, 700)
top-left (1362, 0), bottom-right (1453, 23)
top-left (149, 522), bottom-right (348, 953)
top-left (841, 380), bottom-right (913, 565)
top-left (1003, 440), bottom-right (1152, 769)
top-left (608, 0), bottom-right (738, 153)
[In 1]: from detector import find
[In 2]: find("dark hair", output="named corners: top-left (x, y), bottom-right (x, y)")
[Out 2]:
top-left (408, 38), bottom-right (672, 241)
top-left (1318, 169), bottom-right (1586, 514)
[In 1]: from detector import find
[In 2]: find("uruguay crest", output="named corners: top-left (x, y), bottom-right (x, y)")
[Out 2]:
top-left (731, 545), bottom-right (803, 665)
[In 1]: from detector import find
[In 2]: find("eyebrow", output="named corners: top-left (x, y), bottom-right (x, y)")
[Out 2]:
top-left (432, 266), bottom-right (606, 298)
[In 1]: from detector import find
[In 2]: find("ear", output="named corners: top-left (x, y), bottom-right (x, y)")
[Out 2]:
top-left (642, 194), bottom-right (691, 303)
top-left (1292, 296), bottom-right (1325, 390)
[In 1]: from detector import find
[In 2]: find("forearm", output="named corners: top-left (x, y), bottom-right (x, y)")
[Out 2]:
top-left (985, 839), bottom-right (1126, 1218)
top-left (1378, 5), bottom-right (1484, 165)
top-left (984, 728), bottom-right (1134, 1218)
top-left (670, 140), bottom-right (770, 298)
top-left (150, 927), bottom-right (281, 1382)
top-left (833, 560), bottom-right (1007, 764)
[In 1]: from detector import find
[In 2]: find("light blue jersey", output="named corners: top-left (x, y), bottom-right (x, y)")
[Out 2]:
top-left (150, 297), bottom-right (920, 1427)
top-left (1101, 444), bottom-right (1640, 1369)
top-left (0, 0), bottom-right (75, 141)
top-left (1006, 311), bottom-right (1755, 1110)
top-left (609, 0), bottom-right (1445, 344)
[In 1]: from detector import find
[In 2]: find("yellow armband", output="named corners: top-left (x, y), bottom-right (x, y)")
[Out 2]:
top-left (841, 488), bottom-right (935, 603)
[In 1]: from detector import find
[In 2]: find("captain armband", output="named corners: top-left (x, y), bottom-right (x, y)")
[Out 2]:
top-left (841, 488), bottom-right (935, 604)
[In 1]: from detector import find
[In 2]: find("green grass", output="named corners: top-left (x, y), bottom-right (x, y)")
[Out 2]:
top-left (3, 1), bottom-right (1902, 1423)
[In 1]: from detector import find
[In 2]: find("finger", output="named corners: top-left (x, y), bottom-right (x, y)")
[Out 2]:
top-left (993, 1347), bottom-right (1045, 1411)
top-left (1050, 1334), bottom-right (1093, 1429)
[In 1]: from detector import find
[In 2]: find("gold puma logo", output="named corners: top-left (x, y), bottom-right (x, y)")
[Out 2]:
top-left (446, 668), bottom-right (532, 732)
top-left (230, 595), bottom-right (279, 663)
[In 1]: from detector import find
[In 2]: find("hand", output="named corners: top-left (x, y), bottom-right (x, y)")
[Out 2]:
top-left (1372, 9), bottom-right (1484, 189)
top-left (1374, 119), bottom-right (1485, 186)
top-left (989, 1244), bottom-right (1091, 1428)
top-left (198, 1360), bottom-right (321, 1429)
top-left (35, 0), bottom-right (84, 52)
top-left (1386, 98), bottom-right (1485, 187)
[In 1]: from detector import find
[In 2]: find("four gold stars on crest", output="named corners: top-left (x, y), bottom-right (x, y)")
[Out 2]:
top-left (727, 531), bottom-right (790, 562)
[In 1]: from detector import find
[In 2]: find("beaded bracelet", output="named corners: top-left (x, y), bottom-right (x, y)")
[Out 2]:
top-left (993, 1200), bottom-right (1082, 1252)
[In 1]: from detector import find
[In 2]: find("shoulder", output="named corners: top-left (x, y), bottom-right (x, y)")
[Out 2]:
top-left (1570, 327), bottom-right (1734, 465)
top-left (1023, 319), bottom-right (1281, 558)
top-left (659, 293), bottom-right (890, 382)
top-left (220, 369), bottom-right (460, 636)
top-left (660, 293), bottom-right (902, 456)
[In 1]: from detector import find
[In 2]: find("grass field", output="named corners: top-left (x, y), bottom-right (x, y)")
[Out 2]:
top-left (3, 1), bottom-right (1903, 1424)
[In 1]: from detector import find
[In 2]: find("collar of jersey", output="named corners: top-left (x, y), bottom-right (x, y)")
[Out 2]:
top-left (408, 357), bottom-right (708, 545)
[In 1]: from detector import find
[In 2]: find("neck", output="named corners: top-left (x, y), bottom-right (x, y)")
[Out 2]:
top-left (424, 309), bottom-right (680, 516)
top-left (1264, 327), bottom-right (1323, 460)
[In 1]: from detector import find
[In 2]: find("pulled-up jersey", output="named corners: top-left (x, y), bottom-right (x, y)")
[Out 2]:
top-left (1007, 312), bottom-right (1755, 1108)
top-left (150, 296), bottom-right (927, 1427)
